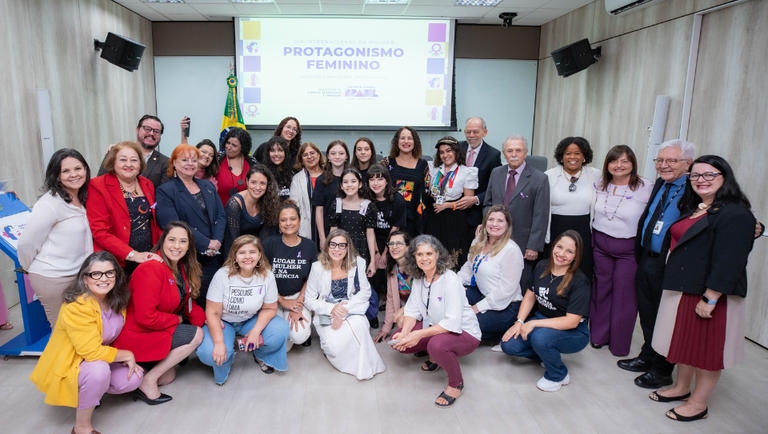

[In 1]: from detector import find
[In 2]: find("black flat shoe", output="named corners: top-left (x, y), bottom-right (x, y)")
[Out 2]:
top-left (649, 390), bottom-right (691, 403)
top-left (414, 351), bottom-right (429, 358)
top-left (590, 343), bottom-right (603, 349)
top-left (634, 371), bottom-right (673, 389)
top-left (378, 303), bottom-right (386, 312)
top-left (369, 318), bottom-right (379, 329)
top-left (301, 336), bottom-right (312, 347)
top-left (617, 357), bottom-right (652, 372)
top-left (666, 407), bottom-right (708, 422)
top-left (132, 389), bottom-right (172, 405)
top-left (422, 361), bottom-right (441, 373)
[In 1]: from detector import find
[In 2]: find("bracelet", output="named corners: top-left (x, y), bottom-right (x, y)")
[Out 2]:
top-left (516, 318), bottom-right (525, 325)
top-left (452, 202), bottom-right (457, 211)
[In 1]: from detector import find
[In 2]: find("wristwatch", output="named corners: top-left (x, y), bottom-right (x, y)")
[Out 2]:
top-left (126, 251), bottom-right (136, 261)
top-left (701, 295), bottom-right (717, 305)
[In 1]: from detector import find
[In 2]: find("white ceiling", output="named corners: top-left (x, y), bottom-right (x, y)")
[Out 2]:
top-left (112, 0), bottom-right (593, 26)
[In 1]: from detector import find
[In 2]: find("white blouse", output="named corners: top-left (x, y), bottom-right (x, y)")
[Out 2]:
top-left (427, 162), bottom-right (479, 201)
top-left (18, 191), bottom-right (93, 277)
top-left (457, 239), bottom-right (524, 313)
top-left (592, 178), bottom-right (655, 239)
top-left (404, 270), bottom-right (481, 340)
top-left (544, 165), bottom-right (600, 244)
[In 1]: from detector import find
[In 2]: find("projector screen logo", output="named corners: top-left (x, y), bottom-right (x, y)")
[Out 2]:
top-left (247, 105), bottom-right (259, 117)
top-left (246, 42), bottom-right (259, 54)
top-left (345, 88), bottom-right (379, 97)
top-left (430, 43), bottom-right (444, 57)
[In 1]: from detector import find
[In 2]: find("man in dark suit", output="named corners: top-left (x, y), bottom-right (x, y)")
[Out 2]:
top-left (483, 135), bottom-right (549, 286)
top-left (98, 115), bottom-right (171, 188)
top-left (457, 117), bottom-right (502, 231)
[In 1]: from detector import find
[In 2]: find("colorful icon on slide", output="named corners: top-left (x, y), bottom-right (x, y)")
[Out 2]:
top-left (246, 42), bottom-right (259, 54)
top-left (247, 105), bottom-right (259, 116)
top-left (430, 43), bottom-right (444, 57)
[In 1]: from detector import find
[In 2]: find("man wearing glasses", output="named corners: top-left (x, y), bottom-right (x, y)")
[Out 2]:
top-left (98, 115), bottom-right (171, 188)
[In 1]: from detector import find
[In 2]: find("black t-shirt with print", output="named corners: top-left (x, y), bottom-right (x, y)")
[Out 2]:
top-left (372, 194), bottom-right (407, 252)
top-left (311, 174), bottom-right (341, 237)
top-left (527, 260), bottom-right (590, 319)
top-left (262, 235), bottom-right (319, 297)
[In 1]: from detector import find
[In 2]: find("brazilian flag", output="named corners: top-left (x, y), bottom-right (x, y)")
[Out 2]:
top-left (219, 74), bottom-right (245, 150)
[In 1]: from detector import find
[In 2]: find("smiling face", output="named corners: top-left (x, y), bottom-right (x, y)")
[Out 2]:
top-left (608, 153), bottom-right (632, 181)
top-left (269, 144), bottom-right (285, 166)
top-left (562, 144), bottom-right (584, 173)
top-left (438, 144), bottom-right (456, 167)
top-left (173, 151), bottom-right (198, 179)
top-left (398, 129), bottom-right (414, 154)
top-left (485, 211), bottom-right (509, 241)
top-left (328, 235), bottom-right (348, 262)
top-left (59, 157), bottom-right (86, 195)
top-left (225, 137), bottom-right (242, 159)
top-left (279, 208), bottom-right (300, 236)
top-left (655, 146), bottom-right (691, 183)
top-left (281, 119), bottom-right (298, 143)
top-left (114, 147), bottom-right (142, 182)
top-left (342, 172), bottom-right (361, 197)
top-left (464, 118), bottom-right (487, 149)
top-left (327, 144), bottom-right (348, 169)
top-left (388, 234), bottom-right (407, 261)
top-left (246, 172), bottom-right (268, 201)
top-left (301, 147), bottom-right (320, 171)
top-left (136, 119), bottom-right (162, 151)
top-left (368, 175), bottom-right (387, 197)
top-left (552, 236), bottom-right (576, 268)
top-left (235, 242), bottom-right (261, 275)
top-left (84, 260), bottom-right (116, 300)
top-left (503, 139), bottom-right (527, 170)
top-left (163, 227), bottom-right (190, 265)
top-left (355, 141), bottom-right (372, 164)
top-left (197, 144), bottom-right (215, 170)
top-left (690, 162), bottom-right (724, 204)
top-left (414, 243), bottom-right (438, 276)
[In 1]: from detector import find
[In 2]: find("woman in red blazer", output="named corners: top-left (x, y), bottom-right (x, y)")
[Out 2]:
top-left (113, 220), bottom-right (205, 405)
top-left (87, 141), bottom-right (163, 274)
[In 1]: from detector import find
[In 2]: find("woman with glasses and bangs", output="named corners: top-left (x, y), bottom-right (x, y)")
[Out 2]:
top-left (289, 142), bottom-right (326, 243)
top-left (373, 230), bottom-right (412, 344)
top-left (304, 229), bottom-right (386, 380)
top-left (255, 116), bottom-right (302, 165)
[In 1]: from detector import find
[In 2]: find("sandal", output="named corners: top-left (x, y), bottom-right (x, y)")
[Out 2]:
top-left (254, 356), bottom-right (274, 374)
top-left (0, 322), bottom-right (12, 331)
top-left (421, 361), bottom-right (440, 373)
top-left (649, 390), bottom-right (690, 403)
top-left (666, 407), bottom-right (708, 422)
top-left (435, 383), bottom-right (464, 409)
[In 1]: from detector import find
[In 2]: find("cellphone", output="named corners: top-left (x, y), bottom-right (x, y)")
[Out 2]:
top-left (387, 339), bottom-right (401, 346)
top-left (184, 117), bottom-right (190, 137)
top-left (237, 336), bottom-right (264, 351)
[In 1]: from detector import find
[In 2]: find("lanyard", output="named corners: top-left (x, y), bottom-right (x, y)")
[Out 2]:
top-left (470, 253), bottom-right (487, 287)
top-left (433, 166), bottom-right (458, 195)
top-left (423, 273), bottom-right (436, 313)
top-left (656, 183), bottom-right (685, 221)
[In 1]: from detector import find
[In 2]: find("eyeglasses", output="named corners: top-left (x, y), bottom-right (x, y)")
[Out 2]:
top-left (689, 172), bottom-right (721, 181)
top-left (387, 241), bottom-right (407, 248)
top-left (86, 270), bottom-right (117, 280)
top-left (140, 125), bottom-right (162, 136)
top-left (329, 242), bottom-right (347, 250)
top-left (285, 127), bottom-right (299, 133)
top-left (653, 158), bottom-right (684, 166)
top-left (302, 150), bottom-right (318, 159)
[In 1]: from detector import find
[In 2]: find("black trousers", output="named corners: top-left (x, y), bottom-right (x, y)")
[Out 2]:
top-left (635, 253), bottom-right (675, 377)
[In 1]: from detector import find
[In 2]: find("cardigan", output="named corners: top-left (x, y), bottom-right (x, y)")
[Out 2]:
top-left (661, 202), bottom-right (755, 298)
top-left (18, 191), bottom-right (93, 277)
top-left (544, 165), bottom-right (600, 244)
top-left (29, 295), bottom-right (123, 408)
top-left (304, 256), bottom-right (371, 317)
top-left (112, 260), bottom-right (205, 362)
top-left (289, 168), bottom-right (314, 239)
top-left (87, 173), bottom-right (162, 267)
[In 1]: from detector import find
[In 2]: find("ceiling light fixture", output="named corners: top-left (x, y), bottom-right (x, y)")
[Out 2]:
top-left (231, 0), bottom-right (274, 3)
top-left (141, 0), bottom-right (185, 3)
top-left (365, 0), bottom-right (409, 4)
top-left (454, 0), bottom-right (502, 6)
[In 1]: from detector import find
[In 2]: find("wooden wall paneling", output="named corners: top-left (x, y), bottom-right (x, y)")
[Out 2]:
top-left (539, 2), bottom-right (596, 60)
top-left (684, 0), bottom-right (768, 345)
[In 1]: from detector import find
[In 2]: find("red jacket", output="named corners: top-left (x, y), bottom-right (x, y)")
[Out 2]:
top-left (112, 260), bottom-right (205, 362)
top-left (87, 173), bottom-right (162, 267)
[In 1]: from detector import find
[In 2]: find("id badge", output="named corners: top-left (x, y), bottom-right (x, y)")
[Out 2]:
top-left (653, 221), bottom-right (664, 235)
top-left (435, 196), bottom-right (445, 205)
top-left (423, 315), bottom-right (431, 328)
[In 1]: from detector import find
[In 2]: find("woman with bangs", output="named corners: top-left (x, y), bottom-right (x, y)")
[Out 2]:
top-left (223, 164), bottom-right (280, 257)
top-left (197, 235), bottom-right (289, 381)
top-left (156, 144), bottom-right (226, 306)
top-left (263, 136), bottom-right (295, 201)
top-left (255, 116), bottom-right (302, 165)
top-left (500, 230), bottom-right (591, 392)
top-left (178, 118), bottom-right (221, 188)
top-left (216, 127), bottom-right (258, 206)
top-left (304, 229), bottom-right (386, 380)
top-left (113, 221), bottom-right (205, 404)
top-left (351, 137), bottom-right (377, 180)
top-left (381, 126), bottom-right (429, 237)
top-left (313, 140), bottom-right (351, 245)
top-left (289, 141), bottom-right (326, 242)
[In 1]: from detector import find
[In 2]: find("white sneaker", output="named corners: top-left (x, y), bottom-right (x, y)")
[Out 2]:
top-left (536, 374), bottom-right (570, 392)
top-left (490, 344), bottom-right (503, 353)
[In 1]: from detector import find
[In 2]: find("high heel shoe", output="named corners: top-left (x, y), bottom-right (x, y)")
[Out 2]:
top-left (132, 388), bottom-right (172, 405)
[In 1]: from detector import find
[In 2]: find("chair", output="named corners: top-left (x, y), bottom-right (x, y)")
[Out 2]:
top-left (525, 155), bottom-right (547, 173)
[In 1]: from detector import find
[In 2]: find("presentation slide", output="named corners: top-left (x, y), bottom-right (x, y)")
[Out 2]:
top-left (235, 17), bottom-right (456, 129)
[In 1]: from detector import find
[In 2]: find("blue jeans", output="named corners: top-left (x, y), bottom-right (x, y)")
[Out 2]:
top-left (197, 313), bottom-right (290, 384)
top-left (500, 312), bottom-right (589, 382)
top-left (464, 285), bottom-right (520, 344)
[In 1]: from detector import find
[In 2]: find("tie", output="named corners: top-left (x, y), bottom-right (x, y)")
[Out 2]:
top-left (467, 149), bottom-right (475, 167)
top-left (642, 183), bottom-right (672, 252)
top-left (504, 169), bottom-right (517, 207)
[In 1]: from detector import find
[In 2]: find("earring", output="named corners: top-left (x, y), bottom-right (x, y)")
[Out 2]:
top-left (235, 262), bottom-right (240, 268)
top-left (256, 260), bottom-right (261, 267)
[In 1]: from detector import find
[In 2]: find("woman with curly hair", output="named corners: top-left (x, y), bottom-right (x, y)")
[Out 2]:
top-left (216, 127), bottom-right (258, 206)
top-left (544, 136), bottom-right (600, 281)
top-left (381, 127), bottom-right (429, 237)
top-left (223, 164), bottom-right (280, 257)
top-left (263, 136), bottom-right (295, 201)
top-left (255, 116), bottom-right (302, 165)
top-left (391, 235), bottom-right (481, 408)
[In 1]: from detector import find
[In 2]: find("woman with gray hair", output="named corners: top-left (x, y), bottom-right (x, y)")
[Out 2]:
top-left (391, 235), bottom-right (481, 408)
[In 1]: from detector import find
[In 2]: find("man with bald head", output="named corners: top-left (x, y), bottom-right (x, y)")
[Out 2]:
top-left (458, 117), bottom-right (502, 231)
top-left (484, 135), bottom-right (549, 286)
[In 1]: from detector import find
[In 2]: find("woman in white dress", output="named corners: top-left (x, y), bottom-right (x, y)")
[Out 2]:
top-left (304, 228), bottom-right (385, 380)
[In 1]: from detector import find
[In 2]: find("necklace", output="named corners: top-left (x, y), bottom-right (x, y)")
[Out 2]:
top-left (603, 184), bottom-right (629, 221)
top-left (282, 235), bottom-right (301, 247)
top-left (238, 274), bottom-right (256, 285)
top-left (564, 168), bottom-right (582, 192)
top-left (119, 181), bottom-right (139, 199)
top-left (698, 202), bottom-right (711, 210)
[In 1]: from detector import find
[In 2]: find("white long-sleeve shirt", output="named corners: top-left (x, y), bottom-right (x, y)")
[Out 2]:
top-left (458, 239), bottom-right (524, 313)
top-left (404, 270), bottom-right (481, 340)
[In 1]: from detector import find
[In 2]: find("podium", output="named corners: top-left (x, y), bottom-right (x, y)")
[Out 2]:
top-left (0, 192), bottom-right (51, 357)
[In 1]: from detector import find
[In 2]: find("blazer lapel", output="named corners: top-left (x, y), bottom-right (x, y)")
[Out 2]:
top-left (105, 174), bottom-right (129, 217)
top-left (510, 165), bottom-right (531, 203)
top-left (144, 150), bottom-right (159, 178)
top-left (202, 180), bottom-right (218, 223)
top-left (175, 178), bottom-right (208, 222)
top-left (674, 211), bottom-right (710, 248)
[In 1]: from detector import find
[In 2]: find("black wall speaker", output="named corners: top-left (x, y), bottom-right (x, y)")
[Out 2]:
top-left (94, 33), bottom-right (146, 72)
top-left (551, 38), bottom-right (601, 78)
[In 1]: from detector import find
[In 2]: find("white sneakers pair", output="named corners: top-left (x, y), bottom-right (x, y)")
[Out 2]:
top-left (536, 374), bottom-right (570, 392)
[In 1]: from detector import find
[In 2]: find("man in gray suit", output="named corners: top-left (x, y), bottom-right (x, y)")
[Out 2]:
top-left (98, 115), bottom-right (171, 188)
top-left (483, 135), bottom-right (550, 286)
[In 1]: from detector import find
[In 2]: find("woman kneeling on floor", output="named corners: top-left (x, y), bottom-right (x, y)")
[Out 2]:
top-left (391, 235), bottom-right (481, 408)
top-left (197, 235), bottom-right (290, 383)
top-left (500, 230), bottom-right (591, 392)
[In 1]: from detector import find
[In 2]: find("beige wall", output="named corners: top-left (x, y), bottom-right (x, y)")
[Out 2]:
top-left (534, 0), bottom-right (768, 346)
top-left (0, 0), bottom-right (155, 307)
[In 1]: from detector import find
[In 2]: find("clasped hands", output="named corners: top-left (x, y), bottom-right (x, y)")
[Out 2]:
top-left (501, 320), bottom-right (536, 342)
top-left (330, 302), bottom-right (349, 330)
top-left (390, 330), bottom-right (422, 351)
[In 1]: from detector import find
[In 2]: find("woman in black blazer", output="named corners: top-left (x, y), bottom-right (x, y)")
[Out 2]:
top-left (650, 155), bottom-right (756, 422)
top-left (156, 145), bottom-right (226, 307)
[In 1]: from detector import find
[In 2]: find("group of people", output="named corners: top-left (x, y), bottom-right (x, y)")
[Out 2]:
top-left (6, 113), bottom-right (759, 433)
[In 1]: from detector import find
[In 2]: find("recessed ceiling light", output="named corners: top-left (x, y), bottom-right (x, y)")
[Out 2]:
top-left (141, 0), bottom-right (185, 3)
top-left (231, 0), bottom-right (273, 3)
top-left (365, 0), bottom-right (409, 4)
top-left (454, 0), bottom-right (502, 6)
